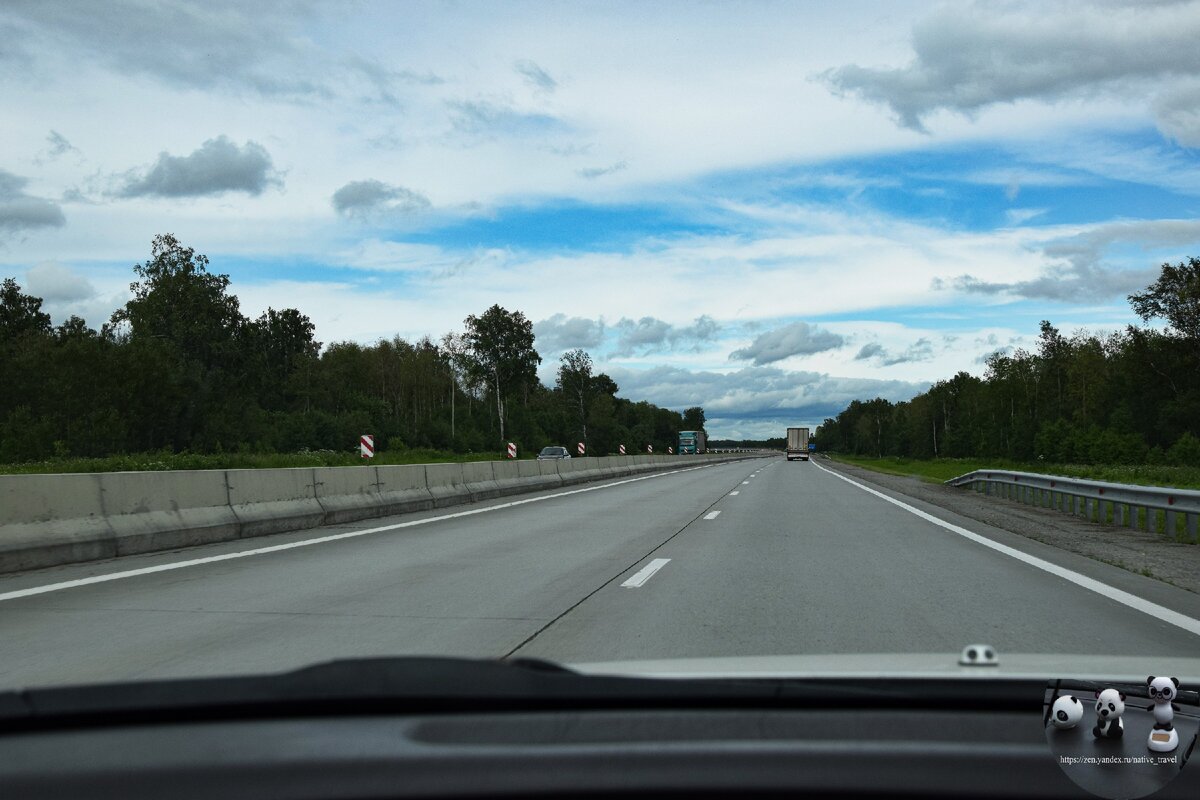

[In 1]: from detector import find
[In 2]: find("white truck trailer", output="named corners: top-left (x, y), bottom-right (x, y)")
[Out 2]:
top-left (786, 427), bottom-right (810, 461)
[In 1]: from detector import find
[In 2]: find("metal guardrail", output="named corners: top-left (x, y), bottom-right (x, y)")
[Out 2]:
top-left (945, 470), bottom-right (1200, 542)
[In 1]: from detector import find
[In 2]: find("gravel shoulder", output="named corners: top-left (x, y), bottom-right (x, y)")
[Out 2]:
top-left (823, 457), bottom-right (1200, 595)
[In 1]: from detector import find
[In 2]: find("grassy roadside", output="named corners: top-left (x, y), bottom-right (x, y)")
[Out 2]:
top-left (0, 448), bottom-right (528, 475)
top-left (828, 454), bottom-right (1200, 491)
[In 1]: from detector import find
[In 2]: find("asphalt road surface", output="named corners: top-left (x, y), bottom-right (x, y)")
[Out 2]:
top-left (2, 457), bottom-right (1198, 688)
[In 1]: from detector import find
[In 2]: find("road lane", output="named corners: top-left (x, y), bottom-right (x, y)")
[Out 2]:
top-left (513, 458), bottom-right (1200, 662)
top-left (0, 459), bottom-right (758, 687)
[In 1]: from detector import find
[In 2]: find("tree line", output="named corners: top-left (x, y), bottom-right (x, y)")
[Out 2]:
top-left (0, 234), bottom-right (706, 462)
top-left (816, 258), bottom-right (1200, 466)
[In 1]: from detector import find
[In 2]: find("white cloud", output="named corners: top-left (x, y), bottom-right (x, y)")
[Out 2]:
top-left (934, 218), bottom-right (1200, 301)
top-left (24, 260), bottom-right (93, 302)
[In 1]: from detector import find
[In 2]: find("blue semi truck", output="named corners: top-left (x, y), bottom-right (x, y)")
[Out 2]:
top-left (678, 430), bottom-right (706, 454)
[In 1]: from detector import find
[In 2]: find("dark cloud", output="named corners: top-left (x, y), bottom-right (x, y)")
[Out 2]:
top-left (116, 137), bottom-right (280, 199)
top-left (43, 130), bottom-right (78, 160)
top-left (823, 2), bottom-right (1200, 134)
top-left (612, 315), bottom-right (720, 356)
top-left (331, 180), bottom-right (431, 218)
top-left (728, 321), bottom-right (844, 365)
top-left (514, 59), bottom-right (557, 91)
top-left (1, 1), bottom-right (433, 105)
top-left (534, 314), bottom-right (605, 353)
top-left (577, 161), bottom-right (628, 179)
top-left (0, 169), bottom-right (65, 234)
top-left (853, 338), bottom-right (936, 366)
top-left (854, 343), bottom-right (885, 360)
top-left (1, 1), bottom-right (331, 98)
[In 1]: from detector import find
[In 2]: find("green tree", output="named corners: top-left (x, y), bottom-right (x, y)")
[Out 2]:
top-left (1129, 257), bottom-right (1200, 363)
top-left (682, 406), bottom-right (706, 432)
top-left (463, 305), bottom-right (541, 444)
top-left (0, 278), bottom-right (52, 341)
top-left (557, 348), bottom-right (593, 447)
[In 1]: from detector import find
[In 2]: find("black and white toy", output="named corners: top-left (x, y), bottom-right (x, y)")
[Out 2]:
top-left (1092, 688), bottom-right (1125, 739)
top-left (1051, 695), bottom-right (1084, 729)
top-left (1146, 676), bottom-right (1180, 753)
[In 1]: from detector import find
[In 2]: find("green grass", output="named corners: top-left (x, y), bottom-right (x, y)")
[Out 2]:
top-left (0, 448), bottom-right (523, 475)
top-left (829, 454), bottom-right (1200, 491)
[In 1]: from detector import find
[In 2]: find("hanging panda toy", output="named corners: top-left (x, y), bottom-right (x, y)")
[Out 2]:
top-left (1092, 688), bottom-right (1125, 739)
top-left (1146, 676), bottom-right (1180, 753)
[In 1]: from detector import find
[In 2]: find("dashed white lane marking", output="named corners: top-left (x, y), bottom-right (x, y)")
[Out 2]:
top-left (704, 511), bottom-right (722, 520)
top-left (811, 461), bottom-right (1200, 639)
top-left (729, 491), bottom-right (740, 496)
top-left (621, 558), bottom-right (671, 588)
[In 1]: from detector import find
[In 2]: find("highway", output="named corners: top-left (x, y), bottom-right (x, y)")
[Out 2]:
top-left (2, 457), bottom-right (1198, 688)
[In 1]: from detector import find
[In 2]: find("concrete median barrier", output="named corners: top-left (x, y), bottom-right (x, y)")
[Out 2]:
top-left (0, 452), bottom-right (769, 575)
top-left (0, 473), bottom-right (112, 572)
top-left (374, 465), bottom-right (436, 516)
top-left (423, 463), bottom-right (470, 508)
top-left (313, 466), bottom-right (385, 525)
top-left (461, 461), bottom-right (502, 501)
top-left (100, 470), bottom-right (237, 556)
top-left (227, 468), bottom-right (325, 538)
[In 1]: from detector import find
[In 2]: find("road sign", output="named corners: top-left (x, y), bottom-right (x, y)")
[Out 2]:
top-left (618, 444), bottom-right (625, 455)
top-left (809, 443), bottom-right (816, 451)
top-left (360, 434), bottom-right (374, 458)
top-left (647, 444), bottom-right (653, 453)
top-left (668, 446), bottom-right (673, 454)
top-left (577, 442), bottom-right (585, 456)
top-left (506, 442), bottom-right (516, 458)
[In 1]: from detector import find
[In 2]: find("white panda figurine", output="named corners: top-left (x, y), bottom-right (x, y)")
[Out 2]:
top-left (1146, 676), bottom-right (1180, 753)
top-left (1092, 688), bottom-right (1125, 739)
top-left (1051, 695), bottom-right (1083, 729)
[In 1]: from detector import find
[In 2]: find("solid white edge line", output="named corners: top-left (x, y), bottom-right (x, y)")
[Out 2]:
top-left (1, 461), bottom-right (746, 603)
top-left (621, 558), bottom-right (671, 588)
top-left (811, 461), bottom-right (1200, 638)
top-left (704, 511), bottom-right (721, 520)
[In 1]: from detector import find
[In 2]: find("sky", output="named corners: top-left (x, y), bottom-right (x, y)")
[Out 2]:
top-left (3, 0), bottom-right (1200, 439)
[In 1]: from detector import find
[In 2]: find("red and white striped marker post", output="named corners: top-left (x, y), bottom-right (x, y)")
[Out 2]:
top-left (506, 442), bottom-right (516, 459)
top-left (668, 446), bottom-right (674, 454)
top-left (577, 442), bottom-right (585, 456)
top-left (360, 434), bottom-right (374, 459)
top-left (618, 444), bottom-right (625, 455)
top-left (647, 444), bottom-right (653, 453)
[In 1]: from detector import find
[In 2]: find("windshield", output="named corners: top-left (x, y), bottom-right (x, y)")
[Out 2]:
top-left (1, 0), bottom-right (1199, 697)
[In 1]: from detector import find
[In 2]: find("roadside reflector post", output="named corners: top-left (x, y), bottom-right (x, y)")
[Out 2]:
top-left (506, 442), bottom-right (516, 459)
top-left (360, 434), bottom-right (375, 459)
top-left (577, 442), bottom-right (585, 456)
top-left (647, 444), bottom-right (653, 453)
